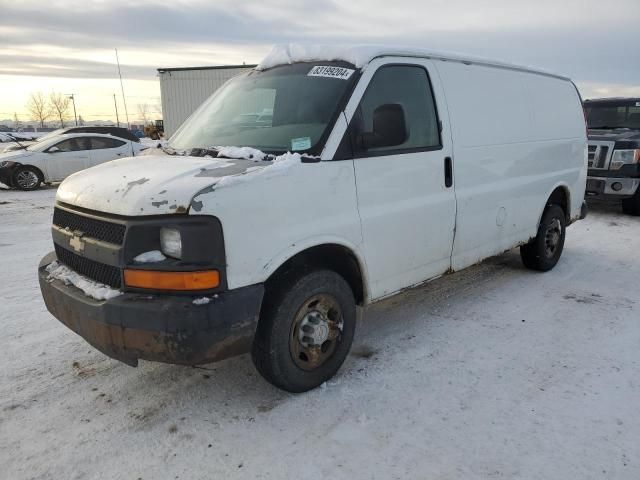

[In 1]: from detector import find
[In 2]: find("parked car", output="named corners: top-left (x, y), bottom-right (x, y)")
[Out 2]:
top-left (0, 133), bottom-right (146, 190)
top-left (0, 126), bottom-right (140, 153)
top-left (583, 98), bottom-right (640, 215)
top-left (38, 45), bottom-right (587, 392)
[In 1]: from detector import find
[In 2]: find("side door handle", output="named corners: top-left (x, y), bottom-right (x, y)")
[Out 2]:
top-left (444, 157), bottom-right (453, 188)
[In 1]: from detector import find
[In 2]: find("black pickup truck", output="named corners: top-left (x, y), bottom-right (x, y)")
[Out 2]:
top-left (584, 98), bottom-right (640, 215)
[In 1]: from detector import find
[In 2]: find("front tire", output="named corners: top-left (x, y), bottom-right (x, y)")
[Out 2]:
top-left (12, 166), bottom-right (42, 191)
top-left (252, 269), bottom-right (356, 393)
top-left (622, 190), bottom-right (640, 216)
top-left (520, 204), bottom-right (566, 271)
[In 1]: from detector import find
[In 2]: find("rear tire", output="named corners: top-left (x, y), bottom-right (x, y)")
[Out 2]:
top-left (12, 166), bottom-right (42, 191)
top-left (252, 269), bottom-right (356, 393)
top-left (622, 190), bottom-right (640, 216)
top-left (520, 204), bottom-right (566, 271)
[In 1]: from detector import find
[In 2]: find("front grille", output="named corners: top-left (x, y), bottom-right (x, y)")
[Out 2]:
top-left (54, 244), bottom-right (122, 288)
top-left (587, 141), bottom-right (614, 169)
top-left (53, 207), bottom-right (126, 245)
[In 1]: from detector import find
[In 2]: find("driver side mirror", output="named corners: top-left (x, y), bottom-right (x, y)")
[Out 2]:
top-left (48, 146), bottom-right (61, 153)
top-left (358, 103), bottom-right (407, 150)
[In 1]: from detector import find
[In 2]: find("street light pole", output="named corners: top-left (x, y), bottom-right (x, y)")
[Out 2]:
top-left (113, 94), bottom-right (120, 127)
top-left (66, 94), bottom-right (78, 126)
top-left (115, 48), bottom-right (130, 129)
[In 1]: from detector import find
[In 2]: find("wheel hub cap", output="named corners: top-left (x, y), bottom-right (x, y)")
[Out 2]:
top-left (544, 218), bottom-right (562, 257)
top-left (290, 293), bottom-right (343, 371)
top-left (299, 312), bottom-right (330, 347)
top-left (17, 171), bottom-right (38, 189)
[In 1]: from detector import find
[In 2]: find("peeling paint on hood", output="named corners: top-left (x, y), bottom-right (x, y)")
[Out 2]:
top-left (56, 155), bottom-right (270, 216)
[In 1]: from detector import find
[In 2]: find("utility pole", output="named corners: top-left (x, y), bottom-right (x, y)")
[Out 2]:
top-left (115, 48), bottom-right (130, 129)
top-left (113, 94), bottom-right (120, 127)
top-left (66, 94), bottom-right (78, 126)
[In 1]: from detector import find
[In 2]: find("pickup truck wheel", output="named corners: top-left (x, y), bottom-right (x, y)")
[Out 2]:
top-left (520, 204), bottom-right (566, 271)
top-left (252, 269), bottom-right (356, 393)
top-left (12, 166), bottom-right (42, 191)
top-left (621, 191), bottom-right (640, 216)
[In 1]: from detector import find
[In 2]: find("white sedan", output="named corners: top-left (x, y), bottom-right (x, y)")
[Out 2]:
top-left (0, 133), bottom-right (146, 190)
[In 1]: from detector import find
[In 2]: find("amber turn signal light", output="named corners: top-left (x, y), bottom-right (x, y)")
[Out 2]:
top-left (124, 269), bottom-right (220, 291)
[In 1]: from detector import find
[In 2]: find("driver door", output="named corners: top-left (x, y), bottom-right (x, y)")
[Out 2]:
top-left (45, 137), bottom-right (91, 181)
top-left (347, 59), bottom-right (457, 299)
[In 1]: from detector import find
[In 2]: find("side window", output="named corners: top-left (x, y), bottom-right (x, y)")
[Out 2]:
top-left (52, 138), bottom-right (90, 152)
top-left (90, 137), bottom-right (125, 150)
top-left (627, 106), bottom-right (640, 129)
top-left (352, 65), bottom-right (441, 155)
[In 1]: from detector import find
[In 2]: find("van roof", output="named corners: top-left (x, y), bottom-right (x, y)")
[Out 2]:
top-left (256, 44), bottom-right (570, 81)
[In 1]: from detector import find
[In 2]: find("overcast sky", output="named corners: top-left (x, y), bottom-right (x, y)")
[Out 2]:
top-left (1, 0), bottom-right (639, 123)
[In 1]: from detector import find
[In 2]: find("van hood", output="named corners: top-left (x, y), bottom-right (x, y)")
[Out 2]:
top-left (56, 155), bottom-right (270, 216)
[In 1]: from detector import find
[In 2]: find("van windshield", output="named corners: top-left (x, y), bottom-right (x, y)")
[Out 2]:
top-left (168, 62), bottom-right (358, 155)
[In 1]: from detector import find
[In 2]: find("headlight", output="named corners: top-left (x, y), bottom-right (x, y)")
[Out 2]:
top-left (610, 149), bottom-right (640, 170)
top-left (160, 228), bottom-right (182, 259)
top-left (0, 160), bottom-right (16, 168)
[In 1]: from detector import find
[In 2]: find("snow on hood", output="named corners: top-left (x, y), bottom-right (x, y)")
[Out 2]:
top-left (256, 44), bottom-right (562, 79)
top-left (215, 146), bottom-right (267, 161)
top-left (56, 153), bottom-right (303, 216)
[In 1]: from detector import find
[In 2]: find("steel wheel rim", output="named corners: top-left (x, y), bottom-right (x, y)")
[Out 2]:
top-left (544, 217), bottom-right (562, 258)
top-left (16, 170), bottom-right (38, 189)
top-left (290, 293), bottom-right (344, 371)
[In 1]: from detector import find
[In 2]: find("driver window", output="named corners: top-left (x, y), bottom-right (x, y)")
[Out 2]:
top-left (53, 138), bottom-right (90, 152)
top-left (353, 65), bottom-right (441, 154)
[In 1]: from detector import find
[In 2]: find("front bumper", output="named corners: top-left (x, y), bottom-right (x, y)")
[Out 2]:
top-left (0, 165), bottom-right (16, 187)
top-left (586, 176), bottom-right (640, 199)
top-left (38, 252), bottom-right (264, 367)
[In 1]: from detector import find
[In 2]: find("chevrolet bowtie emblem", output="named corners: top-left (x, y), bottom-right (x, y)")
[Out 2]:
top-left (69, 234), bottom-right (85, 253)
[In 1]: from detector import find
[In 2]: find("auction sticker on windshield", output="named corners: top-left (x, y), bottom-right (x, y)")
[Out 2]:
top-left (308, 66), bottom-right (355, 80)
top-left (291, 137), bottom-right (312, 151)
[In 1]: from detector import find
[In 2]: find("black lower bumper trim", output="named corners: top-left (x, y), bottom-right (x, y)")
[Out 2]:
top-left (38, 252), bottom-right (264, 366)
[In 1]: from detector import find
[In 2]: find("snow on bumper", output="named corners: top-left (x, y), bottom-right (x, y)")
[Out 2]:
top-left (38, 252), bottom-right (264, 367)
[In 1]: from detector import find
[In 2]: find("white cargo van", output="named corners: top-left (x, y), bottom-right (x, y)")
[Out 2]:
top-left (38, 45), bottom-right (587, 392)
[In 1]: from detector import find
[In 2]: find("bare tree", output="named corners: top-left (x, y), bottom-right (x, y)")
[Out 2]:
top-left (13, 112), bottom-right (22, 131)
top-left (137, 103), bottom-right (151, 125)
top-left (50, 92), bottom-right (71, 128)
top-left (26, 92), bottom-right (52, 128)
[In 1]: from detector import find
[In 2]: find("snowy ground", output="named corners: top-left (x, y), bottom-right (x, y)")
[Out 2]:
top-left (1, 187), bottom-right (638, 480)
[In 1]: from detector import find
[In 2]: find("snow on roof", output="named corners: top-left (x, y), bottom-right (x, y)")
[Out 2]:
top-left (256, 44), bottom-right (569, 80)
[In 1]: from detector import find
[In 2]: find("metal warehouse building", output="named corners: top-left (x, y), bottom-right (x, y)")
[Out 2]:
top-left (158, 64), bottom-right (256, 137)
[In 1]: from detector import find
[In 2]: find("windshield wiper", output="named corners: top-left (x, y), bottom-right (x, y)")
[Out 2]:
top-left (189, 147), bottom-right (219, 157)
top-left (7, 135), bottom-right (27, 149)
top-left (589, 125), bottom-right (629, 130)
top-left (190, 146), bottom-right (277, 161)
top-left (161, 145), bottom-right (177, 156)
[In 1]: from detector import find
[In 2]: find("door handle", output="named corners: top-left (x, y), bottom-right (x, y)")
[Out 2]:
top-left (444, 157), bottom-right (453, 188)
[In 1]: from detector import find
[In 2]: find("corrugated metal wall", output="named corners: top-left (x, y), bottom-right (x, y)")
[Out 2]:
top-left (159, 66), bottom-right (254, 137)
